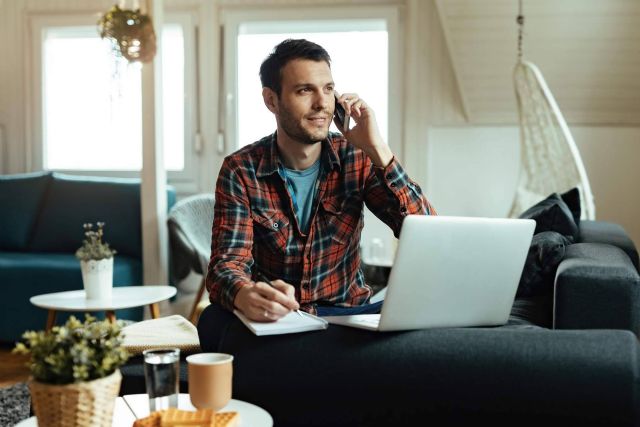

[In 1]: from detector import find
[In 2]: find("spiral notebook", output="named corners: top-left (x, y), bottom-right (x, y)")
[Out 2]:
top-left (233, 309), bottom-right (328, 336)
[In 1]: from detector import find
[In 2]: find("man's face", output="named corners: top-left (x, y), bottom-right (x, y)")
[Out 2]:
top-left (274, 59), bottom-right (335, 145)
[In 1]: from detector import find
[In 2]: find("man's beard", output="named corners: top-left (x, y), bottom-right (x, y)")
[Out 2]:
top-left (278, 101), bottom-right (329, 145)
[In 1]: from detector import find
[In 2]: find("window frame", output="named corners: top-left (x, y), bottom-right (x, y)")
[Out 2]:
top-left (220, 5), bottom-right (402, 157)
top-left (28, 10), bottom-right (199, 191)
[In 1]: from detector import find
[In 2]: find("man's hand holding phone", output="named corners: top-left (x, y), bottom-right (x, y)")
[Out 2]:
top-left (334, 91), bottom-right (393, 168)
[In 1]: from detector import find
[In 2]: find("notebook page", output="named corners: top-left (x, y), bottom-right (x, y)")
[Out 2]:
top-left (234, 310), bottom-right (328, 336)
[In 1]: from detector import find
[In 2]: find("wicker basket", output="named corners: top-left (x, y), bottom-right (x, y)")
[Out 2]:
top-left (29, 369), bottom-right (122, 427)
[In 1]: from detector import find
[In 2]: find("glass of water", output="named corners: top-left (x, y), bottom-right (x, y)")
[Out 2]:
top-left (143, 348), bottom-right (180, 411)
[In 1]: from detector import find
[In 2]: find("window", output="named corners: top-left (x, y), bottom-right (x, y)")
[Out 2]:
top-left (222, 7), bottom-right (401, 154)
top-left (236, 23), bottom-right (388, 148)
top-left (31, 13), bottom-right (198, 185)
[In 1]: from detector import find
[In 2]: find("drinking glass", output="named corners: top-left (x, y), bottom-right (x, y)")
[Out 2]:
top-left (143, 348), bottom-right (180, 411)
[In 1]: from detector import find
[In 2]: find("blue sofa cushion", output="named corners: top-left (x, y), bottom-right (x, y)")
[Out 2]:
top-left (29, 173), bottom-right (143, 258)
top-left (0, 171), bottom-right (52, 251)
top-left (0, 252), bottom-right (142, 342)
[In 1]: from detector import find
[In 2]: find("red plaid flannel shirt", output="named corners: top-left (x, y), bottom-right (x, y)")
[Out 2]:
top-left (206, 132), bottom-right (436, 314)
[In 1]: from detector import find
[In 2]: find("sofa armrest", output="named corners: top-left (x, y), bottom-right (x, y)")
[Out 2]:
top-left (578, 220), bottom-right (639, 270)
top-left (554, 243), bottom-right (640, 335)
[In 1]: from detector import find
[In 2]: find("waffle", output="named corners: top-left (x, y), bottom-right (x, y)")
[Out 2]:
top-left (161, 408), bottom-right (214, 426)
top-left (212, 411), bottom-right (239, 427)
top-left (132, 409), bottom-right (239, 427)
top-left (133, 411), bottom-right (162, 427)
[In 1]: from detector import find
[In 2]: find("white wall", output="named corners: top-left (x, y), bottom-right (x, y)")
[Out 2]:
top-left (2, 0), bottom-right (638, 258)
top-left (424, 126), bottom-right (640, 246)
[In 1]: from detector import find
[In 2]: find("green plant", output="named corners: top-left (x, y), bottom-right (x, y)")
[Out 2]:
top-left (98, 4), bottom-right (157, 63)
top-left (13, 315), bottom-right (129, 385)
top-left (75, 222), bottom-right (116, 261)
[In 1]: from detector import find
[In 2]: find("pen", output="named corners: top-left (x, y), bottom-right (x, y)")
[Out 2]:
top-left (255, 271), bottom-right (304, 318)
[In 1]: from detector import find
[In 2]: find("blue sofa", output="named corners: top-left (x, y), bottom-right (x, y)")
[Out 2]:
top-left (0, 171), bottom-right (176, 342)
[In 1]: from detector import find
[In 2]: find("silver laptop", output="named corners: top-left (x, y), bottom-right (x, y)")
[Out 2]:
top-left (324, 215), bottom-right (535, 331)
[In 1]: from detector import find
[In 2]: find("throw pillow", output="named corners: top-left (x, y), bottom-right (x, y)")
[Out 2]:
top-left (518, 192), bottom-right (578, 240)
top-left (560, 187), bottom-right (581, 227)
top-left (516, 231), bottom-right (572, 298)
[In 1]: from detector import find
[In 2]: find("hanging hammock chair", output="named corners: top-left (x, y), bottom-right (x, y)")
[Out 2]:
top-left (508, 3), bottom-right (596, 220)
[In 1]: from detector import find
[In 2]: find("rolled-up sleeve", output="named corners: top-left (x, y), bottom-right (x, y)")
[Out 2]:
top-left (364, 155), bottom-right (436, 237)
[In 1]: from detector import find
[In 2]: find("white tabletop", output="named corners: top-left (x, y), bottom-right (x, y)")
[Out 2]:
top-left (123, 394), bottom-right (273, 427)
top-left (29, 286), bottom-right (176, 311)
top-left (16, 394), bottom-right (272, 427)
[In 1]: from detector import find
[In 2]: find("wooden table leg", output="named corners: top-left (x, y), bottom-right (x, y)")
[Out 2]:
top-left (189, 277), bottom-right (207, 324)
top-left (106, 311), bottom-right (116, 323)
top-left (46, 310), bottom-right (57, 331)
top-left (149, 303), bottom-right (160, 319)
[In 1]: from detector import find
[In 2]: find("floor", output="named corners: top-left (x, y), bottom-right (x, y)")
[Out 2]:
top-left (0, 344), bottom-right (30, 388)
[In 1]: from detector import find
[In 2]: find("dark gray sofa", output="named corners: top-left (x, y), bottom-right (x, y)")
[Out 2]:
top-left (121, 219), bottom-right (640, 426)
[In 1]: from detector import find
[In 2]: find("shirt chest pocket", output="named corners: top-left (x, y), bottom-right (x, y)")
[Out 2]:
top-left (251, 210), bottom-right (290, 254)
top-left (320, 196), bottom-right (362, 245)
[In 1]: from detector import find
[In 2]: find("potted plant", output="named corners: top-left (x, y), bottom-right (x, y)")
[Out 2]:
top-left (13, 315), bottom-right (129, 427)
top-left (76, 222), bottom-right (116, 300)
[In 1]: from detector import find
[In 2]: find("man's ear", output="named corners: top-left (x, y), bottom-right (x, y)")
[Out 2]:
top-left (262, 87), bottom-right (279, 114)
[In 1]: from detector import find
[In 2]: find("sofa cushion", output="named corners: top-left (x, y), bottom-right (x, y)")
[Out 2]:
top-left (0, 171), bottom-right (52, 251)
top-left (560, 187), bottom-right (581, 226)
top-left (210, 321), bottom-right (639, 427)
top-left (29, 173), bottom-right (143, 258)
top-left (519, 192), bottom-right (578, 240)
top-left (578, 220), bottom-right (639, 270)
top-left (0, 252), bottom-right (142, 342)
top-left (517, 231), bottom-right (571, 299)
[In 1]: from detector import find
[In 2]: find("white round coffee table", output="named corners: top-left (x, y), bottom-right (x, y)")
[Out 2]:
top-left (123, 394), bottom-right (273, 427)
top-left (30, 286), bottom-right (176, 330)
top-left (15, 394), bottom-right (272, 426)
top-left (15, 396), bottom-right (134, 426)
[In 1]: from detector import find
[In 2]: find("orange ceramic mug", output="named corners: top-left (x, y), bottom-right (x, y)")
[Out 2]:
top-left (186, 353), bottom-right (234, 411)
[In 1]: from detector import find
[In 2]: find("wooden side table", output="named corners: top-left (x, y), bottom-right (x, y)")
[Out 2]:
top-left (30, 286), bottom-right (176, 330)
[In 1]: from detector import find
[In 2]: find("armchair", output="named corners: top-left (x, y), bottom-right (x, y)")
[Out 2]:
top-left (167, 193), bottom-right (215, 323)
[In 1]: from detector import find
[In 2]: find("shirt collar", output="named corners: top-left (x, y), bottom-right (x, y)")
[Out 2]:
top-left (256, 132), bottom-right (342, 178)
top-left (256, 133), bottom-right (280, 178)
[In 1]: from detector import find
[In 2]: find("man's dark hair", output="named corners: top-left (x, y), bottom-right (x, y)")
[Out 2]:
top-left (259, 39), bottom-right (331, 97)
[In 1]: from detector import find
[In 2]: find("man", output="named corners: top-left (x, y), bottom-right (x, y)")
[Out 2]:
top-left (198, 39), bottom-right (435, 349)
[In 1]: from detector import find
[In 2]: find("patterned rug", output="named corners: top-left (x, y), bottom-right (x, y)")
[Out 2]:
top-left (0, 382), bottom-right (30, 427)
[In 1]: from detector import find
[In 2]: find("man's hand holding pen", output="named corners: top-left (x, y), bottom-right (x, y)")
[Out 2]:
top-left (233, 272), bottom-right (300, 322)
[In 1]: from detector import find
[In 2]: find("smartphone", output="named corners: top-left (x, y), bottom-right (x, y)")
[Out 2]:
top-left (334, 95), bottom-right (350, 131)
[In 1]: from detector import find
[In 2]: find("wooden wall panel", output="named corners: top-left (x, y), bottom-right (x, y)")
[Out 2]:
top-left (436, 0), bottom-right (640, 125)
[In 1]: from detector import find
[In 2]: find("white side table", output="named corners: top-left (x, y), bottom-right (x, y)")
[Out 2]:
top-left (123, 394), bottom-right (273, 427)
top-left (30, 286), bottom-right (176, 330)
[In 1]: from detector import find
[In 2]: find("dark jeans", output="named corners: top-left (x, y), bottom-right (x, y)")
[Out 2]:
top-left (197, 301), bottom-right (383, 352)
top-left (315, 301), bottom-right (383, 316)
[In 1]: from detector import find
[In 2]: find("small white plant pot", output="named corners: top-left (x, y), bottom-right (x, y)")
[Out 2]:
top-left (80, 258), bottom-right (114, 300)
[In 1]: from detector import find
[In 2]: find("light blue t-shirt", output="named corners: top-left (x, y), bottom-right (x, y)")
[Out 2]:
top-left (283, 160), bottom-right (321, 234)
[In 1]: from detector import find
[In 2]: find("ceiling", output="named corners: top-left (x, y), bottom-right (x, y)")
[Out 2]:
top-left (435, 0), bottom-right (640, 125)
